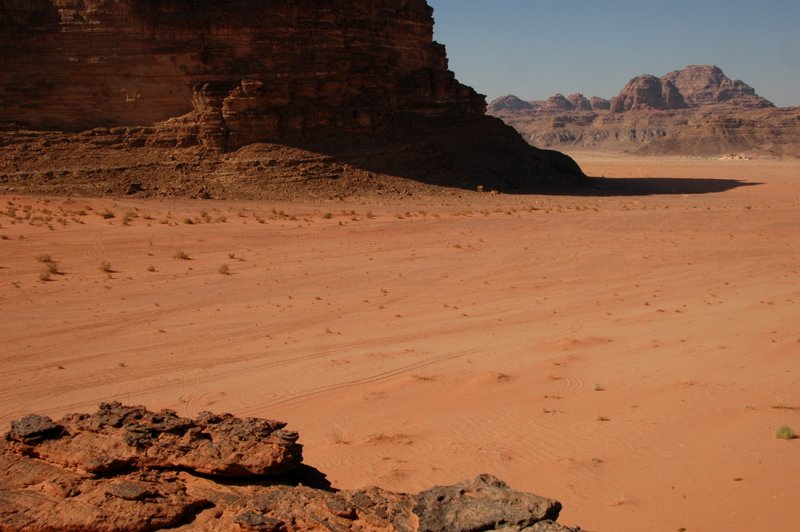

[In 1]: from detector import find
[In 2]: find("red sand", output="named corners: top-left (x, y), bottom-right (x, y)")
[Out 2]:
top-left (1, 154), bottom-right (798, 531)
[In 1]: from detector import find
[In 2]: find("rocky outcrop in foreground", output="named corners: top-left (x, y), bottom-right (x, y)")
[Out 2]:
top-left (0, 403), bottom-right (578, 531)
top-left (0, 0), bottom-right (584, 198)
top-left (489, 65), bottom-right (800, 157)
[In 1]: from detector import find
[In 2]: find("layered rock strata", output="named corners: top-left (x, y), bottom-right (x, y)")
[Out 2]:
top-left (1, 0), bottom-right (483, 149)
top-left (0, 0), bottom-right (584, 196)
top-left (0, 403), bottom-right (578, 531)
top-left (488, 65), bottom-right (799, 157)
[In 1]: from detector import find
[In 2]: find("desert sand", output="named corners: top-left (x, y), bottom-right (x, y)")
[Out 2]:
top-left (1, 155), bottom-right (798, 531)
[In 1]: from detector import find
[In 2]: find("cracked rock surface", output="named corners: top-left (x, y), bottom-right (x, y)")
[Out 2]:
top-left (1, 404), bottom-right (578, 531)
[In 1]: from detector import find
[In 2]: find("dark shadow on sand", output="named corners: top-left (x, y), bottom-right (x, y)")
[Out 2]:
top-left (195, 464), bottom-right (335, 492)
top-left (545, 176), bottom-right (764, 197)
top-left (278, 118), bottom-right (762, 197)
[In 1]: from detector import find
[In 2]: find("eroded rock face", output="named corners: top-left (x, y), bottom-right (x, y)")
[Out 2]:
top-left (589, 97), bottom-right (611, 111)
top-left (544, 94), bottom-right (574, 112)
top-left (487, 65), bottom-right (798, 157)
top-left (567, 93), bottom-right (593, 112)
top-left (0, 0), bottom-right (483, 151)
top-left (662, 64), bottom-right (773, 108)
top-left (0, 0), bottom-right (585, 196)
top-left (488, 95), bottom-right (536, 113)
top-left (0, 404), bottom-right (578, 531)
top-left (4, 402), bottom-right (302, 477)
top-left (609, 75), bottom-right (686, 112)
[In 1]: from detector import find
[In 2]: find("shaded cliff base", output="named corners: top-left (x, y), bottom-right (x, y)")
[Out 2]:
top-left (1, 403), bottom-right (578, 531)
top-left (0, 117), bottom-right (585, 200)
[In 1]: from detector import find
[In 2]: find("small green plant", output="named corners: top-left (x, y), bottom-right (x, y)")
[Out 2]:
top-left (99, 260), bottom-right (112, 273)
top-left (776, 425), bottom-right (796, 440)
top-left (101, 209), bottom-right (115, 219)
top-left (147, 265), bottom-right (156, 272)
top-left (217, 264), bottom-right (230, 275)
top-left (593, 383), bottom-right (605, 392)
top-left (173, 251), bottom-right (190, 260)
top-left (228, 252), bottom-right (236, 259)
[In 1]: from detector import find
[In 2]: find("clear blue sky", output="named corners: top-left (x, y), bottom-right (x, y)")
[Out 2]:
top-left (428, 0), bottom-right (800, 107)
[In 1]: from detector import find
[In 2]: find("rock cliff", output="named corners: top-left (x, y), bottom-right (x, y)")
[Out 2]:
top-left (0, 403), bottom-right (579, 531)
top-left (1, 0), bottom-right (484, 147)
top-left (609, 75), bottom-right (686, 112)
top-left (488, 65), bottom-right (799, 157)
top-left (0, 0), bottom-right (584, 197)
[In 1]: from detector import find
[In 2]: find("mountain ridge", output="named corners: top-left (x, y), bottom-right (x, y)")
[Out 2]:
top-left (488, 65), bottom-right (799, 157)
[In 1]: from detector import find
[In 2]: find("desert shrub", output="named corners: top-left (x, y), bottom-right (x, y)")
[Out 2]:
top-left (99, 260), bottom-right (112, 273)
top-left (173, 251), bottom-right (190, 260)
top-left (776, 425), bottom-right (796, 440)
top-left (218, 264), bottom-right (230, 275)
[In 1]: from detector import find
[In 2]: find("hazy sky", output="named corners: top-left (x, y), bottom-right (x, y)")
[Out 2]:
top-left (428, 0), bottom-right (800, 107)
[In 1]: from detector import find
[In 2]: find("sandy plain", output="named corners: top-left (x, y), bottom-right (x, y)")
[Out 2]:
top-left (0, 154), bottom-right (798, 531)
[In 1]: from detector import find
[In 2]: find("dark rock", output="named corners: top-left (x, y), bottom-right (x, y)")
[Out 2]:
top-left (6, 414), bottom-right (63, 444)
top-left (125, 182), bottom-right (144, 195)
top-left (413, 474), bottom-right (562, 531)
top-left (234, 511), bottom-right (287, 531)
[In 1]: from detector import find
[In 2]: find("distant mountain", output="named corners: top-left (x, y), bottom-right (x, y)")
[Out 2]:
top-left (488, 65), bottom-right (798, 158)
top-left (661, 65), bottom-right (772, 108)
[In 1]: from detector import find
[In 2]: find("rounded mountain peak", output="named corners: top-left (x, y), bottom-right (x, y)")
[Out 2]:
top-left (488, 95), bottom-right (533, 113)
top-left (661, 65), bottom-right (773, 108)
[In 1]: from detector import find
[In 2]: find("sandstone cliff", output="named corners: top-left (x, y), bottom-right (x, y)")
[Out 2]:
top-left (0, 0), bottom-right (584, 198)
top-left (488, 65), bottom-right (800, 158)
top-left (0, 403), bottom-right (579, 531)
